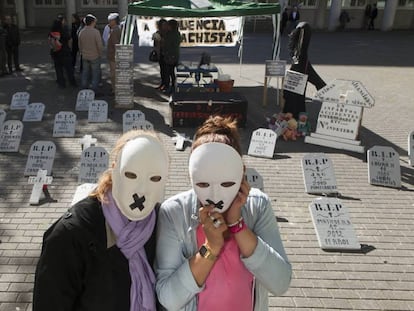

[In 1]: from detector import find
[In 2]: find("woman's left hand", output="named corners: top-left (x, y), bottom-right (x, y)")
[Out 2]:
top-left (225, 177), bottom-right (251, 225)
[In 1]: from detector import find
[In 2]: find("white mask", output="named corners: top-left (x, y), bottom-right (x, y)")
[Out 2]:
top-left (189, 142), bottom-right (243, 213)
top-left (112, 135), bottom-right (169, 221)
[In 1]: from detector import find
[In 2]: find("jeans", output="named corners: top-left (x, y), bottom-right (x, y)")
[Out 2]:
top-left (81, 57), bottom-right (101, 91)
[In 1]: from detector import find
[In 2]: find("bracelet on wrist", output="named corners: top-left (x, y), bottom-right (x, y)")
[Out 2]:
top-left (229, 219), bottom-right (247, 234)
top-left (227, 216), bottom-right (243, 228)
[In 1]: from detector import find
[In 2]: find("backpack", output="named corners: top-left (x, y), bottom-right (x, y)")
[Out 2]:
top-left (48, 31), bottom-right (62, 52)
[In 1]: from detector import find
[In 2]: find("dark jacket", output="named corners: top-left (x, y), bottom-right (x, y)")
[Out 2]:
top-left (33, 196), bottom-right (156, 311)
top-left (3, 23), bottom-right (20, 47)
top-left (163, 30), bottom-right (181, 65)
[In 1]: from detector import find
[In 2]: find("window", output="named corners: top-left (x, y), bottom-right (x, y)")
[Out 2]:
top-left (288, 0), bottom-right (318, 8)
top-left (327, 0), bottom-right (366, 7)
top-left (81, 0), bottom-right (118, 7)
top-left (33, 0), bottom-right (66, 6)
top-left (398, 0), bottom-right (414, 7)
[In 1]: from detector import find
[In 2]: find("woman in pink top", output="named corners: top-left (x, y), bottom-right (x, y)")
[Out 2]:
top-left (155, 116), bottom-right (292, 310)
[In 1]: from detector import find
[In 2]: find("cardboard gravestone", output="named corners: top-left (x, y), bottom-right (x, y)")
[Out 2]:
top-left (28, 169), bottom-right (53, 205)
top-left (0, 109), bottom-right (6, 128)
top-left (71, 183), bottom-right (97, 206)
top-left (247, 128), bottom-right (277, 159)
top-left (0, 120), bottom-right (24, 152)
top-left (79, 134), bottom-right (97, 150)
top-left (245, 167), bottom-right (264, 191)
top-left (123, 110), bottom-right (145, 133)
top-left (302, 153), bottom-right (337, 194)
top-left (368, 146), bottom-right (401, 188)
top-left (309, 197), bottom-right (360, 250)
top-left (23, 103), bottom-right (45, 122)
top-left (78, 146), bottom-right (109, 183)
top-left (115, 44), bottom-right (134, 108)
top-left (10, 91), bottom-right (30, 110)
top-left (76, 89), bottom-right (95, 111)
top-left (88, 100), bottom-right (108, 123)
top-left (53, 111), bottom-right (76, 137)
top-left (24, 141), bottom-right (56, 176)
top-left (409, 131), bottom-right (414, 167)
top-left (305, 79), bottom-right (375, 153)
top-left (283, 70), bottom-right (308, 95)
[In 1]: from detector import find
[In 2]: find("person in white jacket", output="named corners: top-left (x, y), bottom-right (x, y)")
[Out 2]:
top-left (155, 116), bottom-right (292, 311)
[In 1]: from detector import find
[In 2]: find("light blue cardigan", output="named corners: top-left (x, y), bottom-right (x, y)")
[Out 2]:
top-left (155, 188), bottom-right (292, 311)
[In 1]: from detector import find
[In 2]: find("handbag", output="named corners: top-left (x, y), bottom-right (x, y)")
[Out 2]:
top-left (149, 50), bottom-right (159, 62)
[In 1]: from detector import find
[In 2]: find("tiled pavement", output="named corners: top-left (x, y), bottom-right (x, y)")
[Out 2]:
top-left (0, 28), bottom-right (413, 311)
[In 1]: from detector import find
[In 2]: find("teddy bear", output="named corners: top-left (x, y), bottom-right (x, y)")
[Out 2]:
top-left (297, 112), bottom-right (311, 137)
top-left (283, 118), bottom-right (298, 141)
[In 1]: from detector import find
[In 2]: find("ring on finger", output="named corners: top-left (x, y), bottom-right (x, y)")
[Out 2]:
top-left (213, 218), bottom-right (222, 228)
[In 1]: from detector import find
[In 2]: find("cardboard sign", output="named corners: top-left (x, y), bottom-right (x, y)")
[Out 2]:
top-left (368, 146), bottom-right (401, 188)
top-left (265, 60), bottom-right (286, 77)
top-left (24, 141), bottom-right (56, 176)
top-left (23, 103), bottom-right (45, 122)
top-left (302, 153), bottom-right (337, 194)
top-left (115, 45), bottom-right (134, 108)
top-left (409, 131), bottom-right (414, 166)
top-left (71, 183), bottom-right (97, 206)
top-left (316, 79), bottom-right (375, 108)
top-left (76, 89), bottom-right (95, 111)
top-left (53, 111), bottom-right (76, 137)
top-left (315, 102), bottom-right (362, 140)
top-left (78, 146), bottom-right (109, 183)
top-left (88, 100), bottom-right (108, 123)
top-left (123, 110), bottom-right (145, 132)
top-left (0, 120), bottom-right (23, 152)
top-left (247, 128), bottom-right (277, 159)
top-left (245, 167), bottom-right (264, 191)
top-left (0, 109), bottom-right (6, 128)
top-left (10, 92), bottom-right (30, 110)
top-left (28, 169), bottom-right (53, 205)
top-left (283, 70), bottom-right (308, 95)
top-left (79, 135), bottom-right (97, 150)
top-left (309, 197), bottom-right (360, 250)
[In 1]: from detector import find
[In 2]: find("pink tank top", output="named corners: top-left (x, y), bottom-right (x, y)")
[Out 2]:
top-left (196, 225), bottom-right (254, 311)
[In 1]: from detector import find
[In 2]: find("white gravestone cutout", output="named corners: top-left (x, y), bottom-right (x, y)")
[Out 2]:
top-left (10, 92), bottom-right (30, 110)
top-left (245, 167), bottom-right (264, 191)
top-left (123, 110), bottom-right (146, 133)
top-left (309, 197), bottom-right (360, 250)
top-left (24, 141), bottom-right (56, 176)
top-left (283, 70), bottom-right (308, 95)
top-left (248, 128), bottom-right (277, 159)
top-left (71, 183), bottom-right (97, 206)
top-left (78, 146), bottom-right (109, 183)
top-left (302, 153), bottom-right (338, 194)
top-left (368, 146), bottom-right (401, 188)
top-left (408, 131), bottom-right (414, 167)
top-left (76, 89), bottom-right (95, 111)
top-left (88, 100), bottom-right (108, 123)
top-left (28, 169), bottom-right (53, 205)
top-left (53, 111), bottom-right (76, 137)
top-left (0, 109), bottom-right (6, 128)
top-left (23, 103), bottom-right (45, 122)
top-left (79, 134), bottom-right (97, 150)
top-left (0, 120), bottom-right (24, 152)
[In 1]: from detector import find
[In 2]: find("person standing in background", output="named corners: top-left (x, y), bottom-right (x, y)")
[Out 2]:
top-left (106, 13), bottom-right (121, 96)
top-left (78, 14), bottom-right (103, 95)
top-left (71, 13), bottom-right (81, 68)
top-left (3, 15), bottom-right (22, 72)
top-left (152, 18), bottom-right (167, 90)
top-left (162, 19), bottom-right (181, 95)
top-left (363, 4), bottom-right (371, 29)
top-left (289, 6), bottom-right (300, 28)
top-left (0, 23), bottom-right (8, 76)
top-left (368, 3), bottom-right (378, 30)
top-left (280, 8), bottom-right (289, 35)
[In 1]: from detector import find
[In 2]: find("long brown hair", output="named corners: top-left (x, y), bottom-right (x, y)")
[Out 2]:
top-left (192, 116), bottom-right (241, 155)
top-left (90, 130), bottom-right (161, 202)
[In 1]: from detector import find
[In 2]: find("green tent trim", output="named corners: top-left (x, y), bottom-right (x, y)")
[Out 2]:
top-left (128, 0), bottom-right (280, 18)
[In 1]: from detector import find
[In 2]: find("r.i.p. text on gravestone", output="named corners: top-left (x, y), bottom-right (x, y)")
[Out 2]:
top-left (78, 146), bottom-right (109, 183)
top-left (24, 141), bottom-right (56, 176)
top-left (10, 91), bottom-right (30, 110)
top-left (409, 131), bottom-right (414, 167)
top-left (309, 197), bottom-right (360, 250)
top-left (123, 110), bottom-right (145, 133)
top-left (129, 120), bottom-right (154, 131)
top-left (53, 111), bottom-right (76, 137)
top-left (88, 100), bottom-right (108, 123)
top-left (245, 167), bottom-right (264, 191)
top-left (28, 169), bottom-right (53, 205)
top-left (0, 120), bottom-right (24, 152)
top-left (368, 145), bottom-right (401, 188)
top-left (302, 153), bottom-right (337, 194)
top-left (23, 103), bottom-right (45, 122)
top-left (247, 128), bottom-right (277, 159)
top-left (76, 89), bottom-right (95, 111)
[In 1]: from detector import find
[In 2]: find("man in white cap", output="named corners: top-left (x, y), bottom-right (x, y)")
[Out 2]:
top-left (102, 13), bottom-right (119, 47)
top-left (106, 13), bottom-right (121, 95)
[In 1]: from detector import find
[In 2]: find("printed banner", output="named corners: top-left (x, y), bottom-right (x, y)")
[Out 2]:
top-left (136, 16), bottom-right (242, 47)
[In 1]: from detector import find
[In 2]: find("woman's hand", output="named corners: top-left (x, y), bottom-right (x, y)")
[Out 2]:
top-left (225, 177), bottom-right (251, 225)
top-left (199, 206), bottom-right (227, 256)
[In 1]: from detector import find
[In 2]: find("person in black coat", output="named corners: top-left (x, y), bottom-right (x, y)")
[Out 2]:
top-left (71, 13), bottom-right (81, 68)
top-left (283, 22), bottom-right (326, 119)
top-left (0, 24), bottom-right (8, 76)
top-left (280, 8), bottom-right (289, 35)
top-left (3, 15), bottom-right (22, 72)
top-left (368, 3), bottom-right (378, 30)
top-left (33, 130), bottom-right (169, 311)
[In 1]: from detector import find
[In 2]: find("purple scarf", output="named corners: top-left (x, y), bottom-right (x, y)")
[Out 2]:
top-left (102, 191), bottom-right (156, 311)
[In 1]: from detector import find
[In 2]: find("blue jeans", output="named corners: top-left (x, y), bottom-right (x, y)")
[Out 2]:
top-left (81, 57), bottom-right (101, 91)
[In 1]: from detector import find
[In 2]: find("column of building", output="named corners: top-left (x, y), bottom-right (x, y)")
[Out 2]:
top-left (381, 0), bottom-right (398, 31)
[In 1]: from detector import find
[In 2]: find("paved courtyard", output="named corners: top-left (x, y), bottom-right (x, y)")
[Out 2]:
top-left (0, 28), bottom-right (414, 311)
